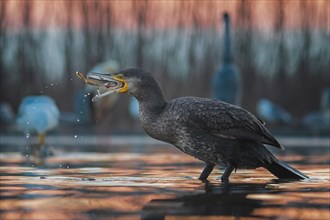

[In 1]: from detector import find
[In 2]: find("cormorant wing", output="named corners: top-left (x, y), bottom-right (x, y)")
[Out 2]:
top-left (181, 98), bottom-right (283, 149)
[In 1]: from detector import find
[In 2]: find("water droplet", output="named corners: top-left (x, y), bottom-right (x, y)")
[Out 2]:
top-left (87, 93), bottom-right (90, 96)
top-left (77, 119), bottom-right (80, 122)
top-left (26, 122), bottom-right (30, 124)
top-left (26, 134), bottom-right (30, 138)
top-left (31, 164), bottom-right (34, 167)
top-left (51, 83), bottom-right (54, 86)
top-left (45, 85), bottom-right (48, 89)
top-left (80, 111), bottom-right (83, 114)
top-left (26, 154), bottom-right (29, 157)
top-left (40, 91), bottom-right (43, 94)
top-left (66, 166), bottom-right (70, 169)
top-left (74, 135), bottom-right (77, 138)
top-left (59, 164), bottom-right (62, 167)
top-left (84, 94), bottom-right (87, 97)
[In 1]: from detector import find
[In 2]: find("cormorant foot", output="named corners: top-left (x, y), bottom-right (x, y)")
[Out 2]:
top-left (200, 179), bottom-right (210, 185)
top-left (198, 177), bottom-right (207, 181)
top-left (221, 176), bottom-right (230, 183)
top-left (220, 165), bottom-right (234, 183)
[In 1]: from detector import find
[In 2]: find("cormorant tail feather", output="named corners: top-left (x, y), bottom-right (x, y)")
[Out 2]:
top-left (265, 160), bottom-right (309, 180)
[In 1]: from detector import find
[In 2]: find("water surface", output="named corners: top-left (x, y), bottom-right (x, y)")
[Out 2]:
top-left (0, 136), bottom-right (329, 220)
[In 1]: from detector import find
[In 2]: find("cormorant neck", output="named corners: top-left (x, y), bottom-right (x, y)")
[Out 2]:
top-left (131, 78), bottom-right (167, 118)
top-left (222, 15), bottom-right (233, 63)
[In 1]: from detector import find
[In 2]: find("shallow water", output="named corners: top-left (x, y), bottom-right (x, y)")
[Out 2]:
top-left (0, 137), bottom-right (329, 220)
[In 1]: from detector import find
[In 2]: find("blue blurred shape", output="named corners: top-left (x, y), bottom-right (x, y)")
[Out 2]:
top-left (303, 88), bottom-right (330, 131)
top-left (0, 102), bottom-right (14, 125)
top-left (17, 95), bottom-right (60, 135)
top-left (60, 84), bottom-right (93, 124)
top-left (70, 89), bottom-right (93, 123)
top-left (129, 97), bottom-right (139, 119)
top-left (256, 98), bottom-right (292, 124)
top-left (303, 112), bottom-right (330, 131)
top-left (321, 87), bottom-right (330, 113)
top-left (211, 12), bottom-right (242, 106)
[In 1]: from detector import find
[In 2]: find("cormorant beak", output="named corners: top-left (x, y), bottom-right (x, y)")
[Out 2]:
top-left (76, 71), bottom-right (128, 102)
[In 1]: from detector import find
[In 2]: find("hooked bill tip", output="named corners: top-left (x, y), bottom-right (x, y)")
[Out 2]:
top-left (92, 96), bottom-right (99, 102)
top-left (76, 71), bottom-right (83, 78)
top-left (75, 71), bottom-right (82, 76)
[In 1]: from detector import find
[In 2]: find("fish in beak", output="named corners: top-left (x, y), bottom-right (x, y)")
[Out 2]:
top-left (76, 71), bottom-right (128, 102)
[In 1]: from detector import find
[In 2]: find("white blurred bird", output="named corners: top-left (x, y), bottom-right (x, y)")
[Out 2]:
top-left (16, 95), bottom-right (60, 160)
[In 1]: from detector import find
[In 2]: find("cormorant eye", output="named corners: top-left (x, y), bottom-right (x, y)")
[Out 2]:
top-left (115, 74), bottom-right (124, 80)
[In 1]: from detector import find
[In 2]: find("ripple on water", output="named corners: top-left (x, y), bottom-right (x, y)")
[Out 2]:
top-left (0, 146), bottom-right (329, 220)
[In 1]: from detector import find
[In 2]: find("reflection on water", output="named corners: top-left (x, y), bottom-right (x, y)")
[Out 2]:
top-left (0, 139), bottom-right (329, 220)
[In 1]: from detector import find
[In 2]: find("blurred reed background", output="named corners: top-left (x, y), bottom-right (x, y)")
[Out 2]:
top-left (0, 0), bottom-right (329, 132)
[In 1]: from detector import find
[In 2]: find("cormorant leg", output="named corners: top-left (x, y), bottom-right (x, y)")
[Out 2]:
top-left (38, 133), bottom-right (45, 146)
top-left (199, 163), bottom-right (215, 181)
top-left (221, 165), bottom-right (235, 183)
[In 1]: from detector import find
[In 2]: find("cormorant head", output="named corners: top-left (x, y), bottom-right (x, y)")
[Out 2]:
top-left (223, 12), bottom-right (229, 22)
top-left (76, 68), bottom-right (156, 102)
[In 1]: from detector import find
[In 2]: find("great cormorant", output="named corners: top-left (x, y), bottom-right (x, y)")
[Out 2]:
top-left (76, 68), bottom-right (308, 182)
top-left (211, 13), bottom-right (241, 105)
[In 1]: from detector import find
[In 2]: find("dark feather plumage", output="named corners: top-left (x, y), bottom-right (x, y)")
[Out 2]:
top-left (88, 68), bottom-right (308, 182)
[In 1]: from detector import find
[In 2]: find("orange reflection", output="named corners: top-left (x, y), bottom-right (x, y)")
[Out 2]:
top-left (0, 144), bottom-right (329, 220)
